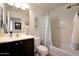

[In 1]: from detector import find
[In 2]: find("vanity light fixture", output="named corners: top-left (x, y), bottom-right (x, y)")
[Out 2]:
top-left (21, 3), bottom-right (29, 10)
top-left (8, 2), bottom-right (14, 6)
top-left (8, 3), bottom-right (29, 10)
top-left (15, 3), bottom-right (21, 8)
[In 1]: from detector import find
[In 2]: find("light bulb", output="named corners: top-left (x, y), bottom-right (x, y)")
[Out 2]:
top-left (8, 2), bottom-right (14, 6)
top-left (15, 3), bottom-right (21, 8)
top-left (21, 3), bottom-right (29, 10)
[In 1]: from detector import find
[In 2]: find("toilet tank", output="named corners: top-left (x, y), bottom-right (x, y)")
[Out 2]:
top-left (34, 37), bottom-right (41, 46)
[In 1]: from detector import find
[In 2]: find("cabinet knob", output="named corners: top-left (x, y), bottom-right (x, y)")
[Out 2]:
top-left (15, 43), bottom-right (18, 45)
top-left (21, 42), bottom-right (23, 44)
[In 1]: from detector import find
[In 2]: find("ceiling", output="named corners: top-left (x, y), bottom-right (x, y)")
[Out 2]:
top-left (28, 3), bottom-right (66, 17)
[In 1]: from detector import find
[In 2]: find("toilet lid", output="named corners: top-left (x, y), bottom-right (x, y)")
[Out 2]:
top-left (36, 45), bottom-right (48, 52)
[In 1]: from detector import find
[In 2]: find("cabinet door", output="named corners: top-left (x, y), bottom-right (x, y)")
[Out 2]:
top-left (21, 38), bottom-right (34, 56)
top-left (0, 41), bottom-right (21, 56)
top-left (8, 41), bottom-right (21, 56)
top-left (0, 38), bottom-right (34, 56)
top-left (0, 43), bottom-right (10, 56)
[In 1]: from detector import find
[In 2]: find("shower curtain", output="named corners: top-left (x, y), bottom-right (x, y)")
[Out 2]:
top-left (41, 15), bottom-right (52, 49)
top-left (71, 12), bottom-right (79, 50)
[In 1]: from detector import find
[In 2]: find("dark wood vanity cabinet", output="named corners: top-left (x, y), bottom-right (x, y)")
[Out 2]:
top-left (0, 38), bottom-right (34, 56)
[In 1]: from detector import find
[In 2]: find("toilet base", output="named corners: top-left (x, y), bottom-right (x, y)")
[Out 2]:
top-left (36, 45), bottom-right (48, 56)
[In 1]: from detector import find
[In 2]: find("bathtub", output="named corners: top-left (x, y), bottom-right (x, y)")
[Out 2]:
top-left (49, 45), bottom-right (79, 56)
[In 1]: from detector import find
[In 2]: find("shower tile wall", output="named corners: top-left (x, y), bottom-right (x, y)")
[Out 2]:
top-left (49, 4), bottom-right (78, 51)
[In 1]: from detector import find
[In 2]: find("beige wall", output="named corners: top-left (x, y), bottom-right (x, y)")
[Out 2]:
top-left (29, 10), bottom-right (35, 35)
top-left (49, 4), bottom-right (78, 50)
top-left (29, 10), bottom-right (41, 37)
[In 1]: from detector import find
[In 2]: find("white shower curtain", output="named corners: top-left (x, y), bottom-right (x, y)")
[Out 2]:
top-left (71, 12), bottom-right (79, 50)
top-left (41, 15), bottom-right (52, 49)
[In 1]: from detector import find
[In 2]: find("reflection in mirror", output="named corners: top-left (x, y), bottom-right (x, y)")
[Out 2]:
top-left (0, 3), bottom-right (29, 34)
top-left (1, 3), bottom-right (8, 33)
top-left (0, 3), bottom-right (4, 33)
top-left (10, 17), bottom-right (21, 33)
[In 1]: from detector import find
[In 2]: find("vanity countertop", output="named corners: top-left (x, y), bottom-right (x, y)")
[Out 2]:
top-left (0, 33), bottom-right (34, 44)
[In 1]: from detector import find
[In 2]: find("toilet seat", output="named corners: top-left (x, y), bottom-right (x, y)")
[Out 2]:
top-left (36, 45), bottom-right (48, 55)
top-left (37, 45), bottom-right (48, 51)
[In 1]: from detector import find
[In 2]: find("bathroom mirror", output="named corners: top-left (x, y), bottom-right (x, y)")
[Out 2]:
top-left (0, 3), bottom-right (29, 34)
top-left (0, 3), bottom-right (11, 33)
top-left (9, 17), bottom-right (22, 33)
top-left (0, 4), bottom-right (4, 33)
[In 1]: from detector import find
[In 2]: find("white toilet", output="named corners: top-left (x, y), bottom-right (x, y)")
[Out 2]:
top-left (34, 37), bottom-right (48, 56)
